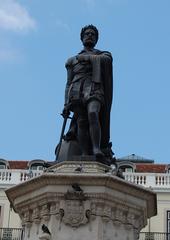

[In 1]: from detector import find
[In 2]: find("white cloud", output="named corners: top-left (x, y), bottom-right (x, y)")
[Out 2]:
top-left (0, 0), bottom-right (36, 32)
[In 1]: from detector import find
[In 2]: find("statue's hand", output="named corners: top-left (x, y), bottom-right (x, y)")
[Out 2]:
top-left (76, 55), bottom-right (90, 62)
top-left (62, 105), bottom-right (70, 118)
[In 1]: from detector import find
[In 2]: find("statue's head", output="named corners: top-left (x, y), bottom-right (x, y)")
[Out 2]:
top-left (80, 24), bottom-right (99, 48)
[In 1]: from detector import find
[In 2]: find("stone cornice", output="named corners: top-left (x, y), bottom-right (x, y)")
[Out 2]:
top-left (6, 172), bottom-right (156, 218)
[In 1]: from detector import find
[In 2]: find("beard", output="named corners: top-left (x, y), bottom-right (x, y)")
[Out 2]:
top-left (83, 39), bottom-right (96, 48)
top-left (83, 42), bottom-right (96, 48)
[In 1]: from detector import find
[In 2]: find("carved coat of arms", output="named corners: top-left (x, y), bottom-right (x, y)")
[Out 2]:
top-left (62, 200), bottom-right (88, 227)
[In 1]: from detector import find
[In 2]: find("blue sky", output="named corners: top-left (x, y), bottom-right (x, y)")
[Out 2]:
top-left (0, 0), bottom-right (170, 163)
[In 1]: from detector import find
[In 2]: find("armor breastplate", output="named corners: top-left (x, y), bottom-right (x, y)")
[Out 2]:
top-left (72, 61), bottom-right (92, 83)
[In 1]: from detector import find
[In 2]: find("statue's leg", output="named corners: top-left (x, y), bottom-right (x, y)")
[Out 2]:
top-left (76, 108), bottom-right (90, 155)
top-left (87, 100), bottom-right (104, 157)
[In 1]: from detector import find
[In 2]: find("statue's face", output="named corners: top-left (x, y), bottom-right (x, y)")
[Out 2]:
top-left (82, 28), bottom-right (97, 48)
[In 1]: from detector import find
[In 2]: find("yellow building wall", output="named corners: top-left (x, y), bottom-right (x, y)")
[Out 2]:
top-left (0, 189), bottom-right (21, 228)
top-left (142, 191), bottom-right (170, 233)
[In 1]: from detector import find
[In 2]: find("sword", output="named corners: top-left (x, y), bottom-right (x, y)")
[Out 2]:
top-left (55, 111), bottom-right (71, 161)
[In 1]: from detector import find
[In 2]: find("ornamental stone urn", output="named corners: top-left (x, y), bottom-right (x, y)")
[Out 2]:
top-left (6, 160), bottom-right (157, 240)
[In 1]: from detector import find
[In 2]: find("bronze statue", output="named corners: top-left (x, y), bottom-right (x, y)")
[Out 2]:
top-left (57, 25), bottom-right (113, 164)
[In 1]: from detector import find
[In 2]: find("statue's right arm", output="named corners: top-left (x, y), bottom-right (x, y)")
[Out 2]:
top-left (64, 57), bottom-right (74, 106)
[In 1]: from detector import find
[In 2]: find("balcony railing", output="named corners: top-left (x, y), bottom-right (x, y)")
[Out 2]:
top-left (123, 172), bottom-right (170, 189)
top-left (0, 169), bottom-right (43, 186)
top-left (0, 228), bottom-right (23, 240)
top-left (0, 229), bottom-right (169, 240)
top-left (139, 232), bottom-right (170, 240)
top-left (0, 168), bottom-right (170, 190)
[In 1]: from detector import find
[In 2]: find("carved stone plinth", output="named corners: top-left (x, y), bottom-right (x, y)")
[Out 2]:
top-left (6, 161), bottom-right (157, 240)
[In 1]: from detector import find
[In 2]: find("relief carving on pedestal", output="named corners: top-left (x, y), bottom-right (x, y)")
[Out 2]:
top-left (40, 204), bottom-right (50, 222)
top-left (60, 200), bottom-right (89, 227)
top-left (32, 207), bottom-right (41, 234)
top-left (32, 207), bottom-right (40, 221)
top-left (21, 209), bottom-right (32, 238)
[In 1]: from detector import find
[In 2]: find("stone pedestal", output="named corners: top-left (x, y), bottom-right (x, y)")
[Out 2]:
top-left (6, 161), bottom-right (157, 240)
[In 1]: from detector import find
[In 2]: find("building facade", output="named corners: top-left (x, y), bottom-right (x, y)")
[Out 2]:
top-left (0, 159), bottom-right (44, 229)
top-left (0, 155), bottom-right (170, 239)
top-left (117, 154), bottom-right (170, 239)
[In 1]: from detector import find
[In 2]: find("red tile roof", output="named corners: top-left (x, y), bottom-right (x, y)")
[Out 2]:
top-left (8, 161), bottom-right (28, 169)
top-left (136, 164), bottom-right (167, 173)
top-left (1, 160), bottom-right (168, 173)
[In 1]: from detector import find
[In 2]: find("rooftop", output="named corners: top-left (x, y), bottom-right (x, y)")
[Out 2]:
top-left (117, 153), bottom-right (154, 163)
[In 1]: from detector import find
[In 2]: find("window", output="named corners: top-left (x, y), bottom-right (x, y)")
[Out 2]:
top-left (0, 206), bottom-right (2, 228)
top-left (0, 164), bottom-right (6, 169)
top-left (165, 165), bottom-right (170, 173)
top-left (2, 228), bottom-right (12, 240)
top-left (31, 165), bottom-right (44, 171)
top-left (0, 159), bottom-right (8, 169)
top-left (28, 160), bottom-right (45, 171)
top-left (119, 166), bottom-right (133, 173)
top-left (31, 166), bottom-right (37, 170)
top-left (125, 167), bottom-right (133, 173)
top-left (116, 161), bottom-right (135, 173)
top-left (167, 211), bottom-right (170, 240)
top-left (145, 232), bottom-right (154, 240)
top-left (37, 166), bottom-right (43, 170)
